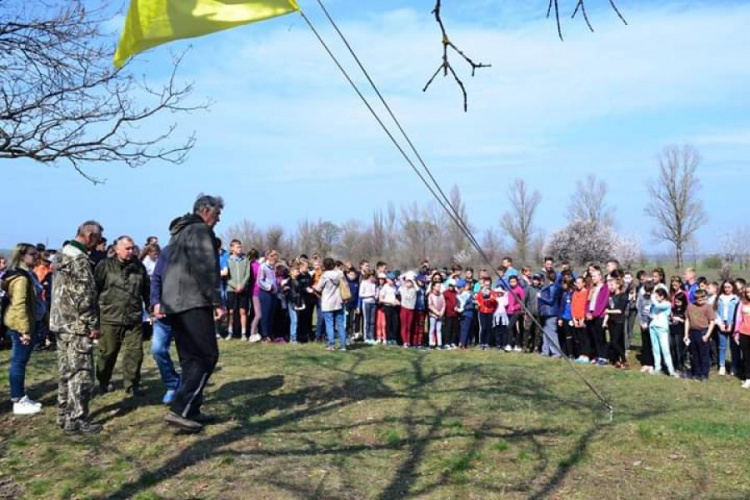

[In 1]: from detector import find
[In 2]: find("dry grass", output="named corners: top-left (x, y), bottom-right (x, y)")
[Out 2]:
top-left (0, 339), bottom-right (749, 499)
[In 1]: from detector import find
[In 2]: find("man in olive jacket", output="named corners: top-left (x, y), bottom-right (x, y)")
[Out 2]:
top-left (94, 236), bottom-right (150, 395)
top-left (162, 194), bottom-right (226, 433)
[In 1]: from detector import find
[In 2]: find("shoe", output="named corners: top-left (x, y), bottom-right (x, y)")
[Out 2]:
top-left (597, 358), bottom-right (608, 366)
top-left (165, 411), bottom-right (202, 433)
top-left (126, 386), bottom-right (146, 397)
top-left (741, 380), bottom-right (750, 389)
top-left (621, 362), bottom-right (631, 371)
top-left (339, 347), bottom-right (347, 352)
top-left (64, 420), bottom-right (103, 435)
top-left (13, 396), bottom-right (42, 415)
top-left (262, 337), bottom-right (271, 343)
top-left (718, 367), bottom-right (726, 376)
top-left (670, 372), bottom-right (680, 378)
top-left (190, 413), bottom-right (218, 424)
top-left (504, 345), bottom-right (512, 352)
top-left (223, 333), bottom-right (232, 340)
top-left (326, 345), bottom-right (335, 351)
top-left (162, 389), bottom-right (177, 405)
top-left (290, 340), bottom-right (299, 345)
top-left (241, 335), bottom-right (248, 341)
top-left (96, 383), bottom-right (115, 396)
top-left (513, 346), bottom-right (523, 352)
top-left (640, 366), bottom-right (649, 373)
top-left (249, 334), bottom-right (261, 343)
top-left (574, 356), bottom-right (590, 364)
top-left (215, 333), bottom-right (222, 339)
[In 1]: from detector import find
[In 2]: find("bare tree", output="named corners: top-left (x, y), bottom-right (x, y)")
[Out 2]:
top-left (500, 179), bottom-right (542, 263)
top-left (223, 219), bottom-right (263, 252)
top-left (480, 227), bottom-right (504, 268)
top-left (0, 1), bottom-right (204, 181)
top-left (446, 185), bottom-right (474, 262)
top-left (644, 145), bottom-right (707, 269)
top-left (567, 174), bottom-right (615, 226)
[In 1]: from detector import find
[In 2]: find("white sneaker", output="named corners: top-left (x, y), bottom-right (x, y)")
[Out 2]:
top-left (718, 367), bottom-right (726, 376)
top-left (513, 346), bottom-right (523, 352)
top-left (249, 334), bottom-right (261, 343)
top-left (13, 396), bottom-right (42, 415)
top-left (742, 380), bottom-right (750, 389)
top-left (504, 345), bottom-right (512, 352)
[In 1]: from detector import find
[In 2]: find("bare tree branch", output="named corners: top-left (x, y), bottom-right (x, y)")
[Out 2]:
top-left (0, 1), bottom-right (209, 181)
top-left (423, 0), bottom-right (491, 112)
top-left (550, 0), bottom-right (628, 41)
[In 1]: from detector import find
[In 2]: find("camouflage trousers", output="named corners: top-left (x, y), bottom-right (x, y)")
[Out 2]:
top-left (56, 332), bottom-right (95, 426)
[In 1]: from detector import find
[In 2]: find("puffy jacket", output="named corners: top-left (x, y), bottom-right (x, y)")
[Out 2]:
top-left (1, 266), bottom-right (37, 335)
top-left (95, 257), bottom-right (150, 326)
top-left (162, 213), bottom-right (221, 314)
top-left (50, 241), bottom-right (99, 335)
top-left (538, 283), bottom-right (561, 318)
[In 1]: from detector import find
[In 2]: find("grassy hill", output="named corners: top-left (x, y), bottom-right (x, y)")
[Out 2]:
top-left (1, 342), bottom-right (749, 499)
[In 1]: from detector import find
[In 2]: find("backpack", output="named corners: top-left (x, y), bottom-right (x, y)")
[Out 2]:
top-left (339, 276), bottom-right (352, 302)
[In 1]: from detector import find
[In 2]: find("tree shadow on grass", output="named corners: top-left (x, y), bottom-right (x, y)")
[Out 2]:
top-left (86, 349), bottom-right (683, 499)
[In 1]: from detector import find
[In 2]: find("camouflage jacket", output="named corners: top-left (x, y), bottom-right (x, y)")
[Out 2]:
top-left (50, 241), bottom-right (99, 335)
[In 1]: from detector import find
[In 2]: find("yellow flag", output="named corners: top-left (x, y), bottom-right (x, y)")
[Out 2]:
top-left (114, 0), bottom-right (300, 67)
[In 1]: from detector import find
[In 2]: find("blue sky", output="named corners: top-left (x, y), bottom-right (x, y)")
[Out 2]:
top-left (2, 0), bottom-right (749, 255)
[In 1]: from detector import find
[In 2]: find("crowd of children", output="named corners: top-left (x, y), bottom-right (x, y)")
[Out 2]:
top-left (208, 247), bottom-right (750, 389)
top-left (3, 242), bottom-right (750, 392)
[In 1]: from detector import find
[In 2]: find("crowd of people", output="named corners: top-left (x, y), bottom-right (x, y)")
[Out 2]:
top-left (2, 194), bottom-right (750, 435)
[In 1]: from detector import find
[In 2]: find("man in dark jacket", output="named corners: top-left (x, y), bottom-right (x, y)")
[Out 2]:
top-left (94, 236), bottom-right (150, 396)
top-left (162, 194), bottom-right (226, 433)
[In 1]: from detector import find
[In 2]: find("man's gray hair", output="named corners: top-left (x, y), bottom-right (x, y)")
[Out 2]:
top-left (77, 220), bottom-right (104, 237)
top-left (115, 235), bottom-right (134, 246)
top-left (193, 194), bottom-right (225, 215)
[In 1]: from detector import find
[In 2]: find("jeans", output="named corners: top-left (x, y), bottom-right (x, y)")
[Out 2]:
top-left (717, 332), bottom-right (730, 370)
top-left (315, 301), bottom-right (325, 341)
top-left (362, 301), bottom-right (376, 342)
top-left (479, 313), bottom-right (493, 346)
top-left (541, 316), bottom-right (562, 357)
top-left (9, 329), bottom-right (35, 400)
top-left (259, 289), bottom-right (277, 339)
top-left (323, 309), bottom-right (346, 348)
top-left (429, 317), bottom-right (443, 347)
top-left (288, 303), bottom-right (298, 342)
top-left (688, 329), bottom-right (710, 379)
top-left (151, 319), bottom-right (180, 391)
top-left (459, 313), bottom-right (474, 346)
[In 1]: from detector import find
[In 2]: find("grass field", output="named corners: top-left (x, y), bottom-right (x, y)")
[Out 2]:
top-left (1, 339), bottom-right (749, 500)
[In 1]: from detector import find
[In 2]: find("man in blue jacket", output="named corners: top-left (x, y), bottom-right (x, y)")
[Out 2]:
top-left (150, 246), bottom-right (180, 405)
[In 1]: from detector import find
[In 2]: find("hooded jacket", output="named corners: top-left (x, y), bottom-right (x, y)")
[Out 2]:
top-left (161, 213), bottom-right (221, 314)
top-left (1, 266), bottom-right (37, 335)
top-left (314, 269), bottom-right (344, 312)
top-left (50, 241), bottom-right (99, 335)
top-left (95, 256), bottom-right (150, 326)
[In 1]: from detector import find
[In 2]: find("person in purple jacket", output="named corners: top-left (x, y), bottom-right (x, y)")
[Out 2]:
top-left (150, 246), bottom-right (180, 404)
top-left (585, 266), bottom-right (610, 366)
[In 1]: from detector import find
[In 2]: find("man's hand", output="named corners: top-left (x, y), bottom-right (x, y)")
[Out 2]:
top-left (19, 333), bottom-right (32, 345)
top-left (89, 329), bottom-right (101, 340)
top-left (153, 303), bottom-right (166, 319)
top-left (214, 307), bottom-right (227, 322)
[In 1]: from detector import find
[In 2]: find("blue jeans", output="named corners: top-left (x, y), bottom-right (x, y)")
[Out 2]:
top-left (9, 329), bottom-right (35, 400)
top-left (151, 319), bottom-right (180, 391)
top-left (259, 289), bottom-right (277, 339)
top-left (323, 309), bottom-right (346, 348)
top-left (718, 332), bottom-right (730, 370)
top-left (288, 303), bottom-right (298, 342)
top-left (689, 329), bottom-right (710, 378)
top-left (362, 301), bottom-right (376, 342)
top-left (541, 316), bottom-right (562, 357)
top-left (459, 313), bottom-right (475, 346)
top-left (315, 301), bottom-right (325, 340)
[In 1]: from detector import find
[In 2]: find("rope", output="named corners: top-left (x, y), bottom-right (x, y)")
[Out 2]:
top-left (300, 7), bottom-right (614, 420)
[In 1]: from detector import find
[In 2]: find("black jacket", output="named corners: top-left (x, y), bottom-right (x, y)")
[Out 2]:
top-left (161, 213), bottom-right (221, 314)
top-left (94, 257), bottom-right (150, 326)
